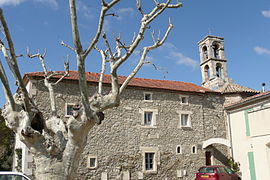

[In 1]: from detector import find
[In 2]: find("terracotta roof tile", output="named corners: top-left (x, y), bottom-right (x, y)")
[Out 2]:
top-left (24, 71), bottom-right (214, 94)
top-left (225, 91), bottom-right (270, 109)
top-left (216, 82), bottom-right (259, 94)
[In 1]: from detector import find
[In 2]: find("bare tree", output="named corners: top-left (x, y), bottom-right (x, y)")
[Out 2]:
top-left (0, 0), bottom-right (182, 179)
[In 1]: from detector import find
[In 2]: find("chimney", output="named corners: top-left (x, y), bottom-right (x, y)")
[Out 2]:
top-left (262, 83), bottom-right (266, 92)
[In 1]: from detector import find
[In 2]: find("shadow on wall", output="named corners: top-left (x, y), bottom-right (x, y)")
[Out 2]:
top-left (211, 145), bottom-right (230, 166)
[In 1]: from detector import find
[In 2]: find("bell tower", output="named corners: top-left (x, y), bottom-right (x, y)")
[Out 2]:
top-left (198, 35), bottom-right (229, 90)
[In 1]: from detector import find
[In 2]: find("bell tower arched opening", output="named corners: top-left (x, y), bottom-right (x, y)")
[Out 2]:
top-left (204, 65), bottom-right (210, 81)
top-left (216, 63), bottom-right (222, 78)
top-left (202, 46), bottom-right (208, 60)
top-left (198, 35), bottom-right (229, 90)
top-left (213, 43), bottom-right (220, 59)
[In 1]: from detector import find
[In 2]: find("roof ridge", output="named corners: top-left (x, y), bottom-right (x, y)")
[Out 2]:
top-left (24, 71), bottom-right (215, 93)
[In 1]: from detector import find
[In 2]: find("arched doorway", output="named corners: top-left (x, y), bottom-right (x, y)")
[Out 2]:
top-left (202, 138), bottom-right (231, 166)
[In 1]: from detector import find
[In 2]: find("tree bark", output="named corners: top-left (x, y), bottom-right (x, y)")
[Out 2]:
top-left (0, 0), bottom-right (182, 179)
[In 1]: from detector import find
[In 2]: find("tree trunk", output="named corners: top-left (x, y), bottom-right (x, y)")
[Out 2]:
top-left (34, 153), bottom-right (79, 180)
top-left (34, 156), bottom-right (68, 180)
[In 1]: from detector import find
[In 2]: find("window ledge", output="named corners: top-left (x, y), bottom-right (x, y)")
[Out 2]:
top-left (140, 125), bottom-right (157, 129)
top-left (178, 126), bottom-right (192, 130)
top-left (143, 170), bottom-right (157, 174)
top-left (180, 103), bottom-right (189, 105)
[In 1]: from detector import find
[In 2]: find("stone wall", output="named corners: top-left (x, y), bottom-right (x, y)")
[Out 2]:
top-left (30, 79), bottom-right (229, 180)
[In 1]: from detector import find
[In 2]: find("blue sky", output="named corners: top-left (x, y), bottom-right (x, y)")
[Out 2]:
top-left (0, 0), bottom-right (270, 106)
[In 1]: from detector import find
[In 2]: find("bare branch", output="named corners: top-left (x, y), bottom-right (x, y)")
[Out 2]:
top-left (82, 0), bottom-right (120, 58)
top-left (27, 49), bottom-right (48, 74)
top-left (69, 0), bottom-right (120, 118)
top-left (147, 0), bottom-right (171, 24)
top-left (131, 32), bottom-right (136, 44)
top-left (27, 49), bottom-right (69, 116)
top-left (0, 57), bottom-right (15, 109)
top-left (151, 30), bottom-right (156, 44)
top-left (102, 33), bottom-right (115, 61)
top-left (0, 8), bottom-right (31, 112)
top-left (105, 13), bottom-right (118, 17)
top-left (69, 0), bottom-right (83, 54)
top-left (52, 57), bottom-right (69, 85)
top-left (153, 0), bottom-right (159, 5)
top-left (101, 0), bottom-right (107, 6)
top-left (95, 47), bottom-right (108, 94)
top-left (61, 41), bottom-right (75, 52)
top-left (16, 54), bottom-right (23, 58)
top-left (119, 22), bottom-right (174, 94)
top-left (115, 37), bottom-right (128, 53)
top-left (111, 0), bottom-right (181, 72)
top-left (136, 0), bottom-right (144, 16)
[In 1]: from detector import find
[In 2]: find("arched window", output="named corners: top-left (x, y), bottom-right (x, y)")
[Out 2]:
top-left (213, 43), bottom-right (220, 59)
top-left (204, 65), bottom-right (210, 80)
top-left (176, 145), bottom-right (182, 154)
top-left (216, 63), bottom-right (222, 78)
top-left (202, 46), bottom-right (208, 60)
top-left (191, 145), bottom-right (197, 154)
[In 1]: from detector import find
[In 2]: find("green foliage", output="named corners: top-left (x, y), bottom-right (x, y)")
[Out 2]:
top-left (0, 110), bottom-right (14, 171)
top-left (15, 148), bottom-right (22, 171)
top-left (228, 157), bottom-right (240, 172)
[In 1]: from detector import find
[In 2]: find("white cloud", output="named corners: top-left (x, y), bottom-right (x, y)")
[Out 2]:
top-left (77, 1), bottom-right (94, 19)
top-left (162, 42), bottom-right (198, 68)
top-left (34, 0), bottom-right (58, 9)
top-left (254, 46), bottom-right (270, 56)
top-left (103, 19), bottom-right (111, 32)
top-left (0, 0), bottom-right (58, 8)
top-left (169, 51), bottom-right (198, 68)
top-left (0, 0), bottom-right (25, 6)
top-left (262, 10), bottom-right (270, 18)
top-left (117, 7), bottom-right (134, 20)
top-left (162, 42), bottom-right (178, 50)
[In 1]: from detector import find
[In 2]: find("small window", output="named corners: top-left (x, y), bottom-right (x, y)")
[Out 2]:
top-left (176, 146), bottom-right (182, 154)
top-left (140, 109), bottom-right (158, 128)
top-left (177, 111), bottom-right (192, 128)
top-left (144, 92), bottom-right (153, 101)
top-left (144, 112), bottom-right (153, 126)
top-left (65, 103), bottom-right (75, 117)
top-left (180, 96), bottom-right (189, 104)
top-left (88, 156), bottom-right (97, 169)
top-left (181, 114), bottom-right (189, 127)
top-left (145, 152), bottom-right (155, 171)
top-left (191, 145), bottom-right (197, 154)
top-left (27, 162), bottom-right (33, 169)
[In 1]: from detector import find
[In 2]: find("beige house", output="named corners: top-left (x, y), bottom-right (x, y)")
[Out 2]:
top-left (13, 35), bottom-right (259, 179)
top-left (225, 91), bottom-right (270, 180)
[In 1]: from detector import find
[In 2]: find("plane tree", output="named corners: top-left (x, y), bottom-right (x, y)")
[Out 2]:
top-left (0, 0), bottom-right (182, 179)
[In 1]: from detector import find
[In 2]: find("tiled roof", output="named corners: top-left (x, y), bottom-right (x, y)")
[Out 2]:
top-left (24, 71), bottom-right (214, 94)
top-left (216, 82), bottom-right (259, 94)
top-left (225, 91), bottom-right (270, 109)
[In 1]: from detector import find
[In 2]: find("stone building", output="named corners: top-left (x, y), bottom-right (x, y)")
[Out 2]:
top-left (13, 35), bottom-right (259, 179)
